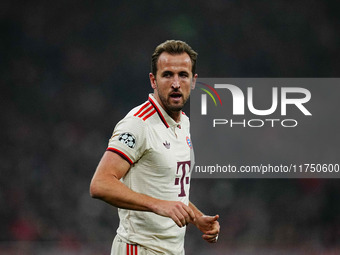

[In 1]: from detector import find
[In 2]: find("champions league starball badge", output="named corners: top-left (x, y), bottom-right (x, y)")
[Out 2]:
top-left (119, 132), bottom-right (136, 148)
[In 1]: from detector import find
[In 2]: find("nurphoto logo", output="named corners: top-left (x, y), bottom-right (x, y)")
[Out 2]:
top-left (196, 80), bottom-right (312, 128)
top-left (196, 81), bottom-right (223, 115)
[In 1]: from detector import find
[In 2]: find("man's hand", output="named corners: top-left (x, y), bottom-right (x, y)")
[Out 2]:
top-left (194, 214), bottom-right (220, 243)
top-left (151, 200), bottom-right (196, 228)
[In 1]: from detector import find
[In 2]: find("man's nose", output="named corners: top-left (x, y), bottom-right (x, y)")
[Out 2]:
top-left (172, 76), bottom-right (180, 89)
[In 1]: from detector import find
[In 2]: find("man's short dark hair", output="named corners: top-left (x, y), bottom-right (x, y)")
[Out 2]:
top-left (151, 40), bottom-right (198, 76)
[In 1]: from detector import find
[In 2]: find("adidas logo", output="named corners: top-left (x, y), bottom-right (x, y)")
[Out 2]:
top-left (163, 141), bottom-right (170, 149)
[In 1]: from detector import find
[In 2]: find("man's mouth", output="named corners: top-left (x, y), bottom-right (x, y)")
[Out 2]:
top-left (169, 92), bottom-right (182, 99)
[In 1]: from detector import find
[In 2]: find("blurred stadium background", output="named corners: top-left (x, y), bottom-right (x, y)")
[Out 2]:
top-left (2, 0), bottom-right (340, 254)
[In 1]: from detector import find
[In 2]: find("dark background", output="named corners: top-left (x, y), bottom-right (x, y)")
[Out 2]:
top-left (2, 0), bottom-right (340, 254)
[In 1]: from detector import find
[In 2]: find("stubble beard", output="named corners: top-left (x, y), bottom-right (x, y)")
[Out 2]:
top-left (158, 92), bottom-right (185, 113)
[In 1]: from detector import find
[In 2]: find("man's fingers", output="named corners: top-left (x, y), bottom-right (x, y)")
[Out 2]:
top-left (186, 209), bottom-right (196, 222)
top-left (171, 202), bottom-right (195, 227)
top-left (175, 205), bottom-right (187, 226)
top-left (172, 210), bottom-right (187, 228)
top-left (202, 234), bottom-right (218, 243)
top-left (173, 215), bottom-right (184, 228)
top-left (205, 214), bottom-right (219, 223)
top-left (202, 234), bottom-right (218, 239)
top-left (200, 214), bottom-right (220, 236)
top-left (205, 229), bottom-right (219, 235)
top-left (182, 204), bottom-right (196, 222)
top-left (179, 204), bottom-right (195, 226)
top-left (212, 214), bottom-right (219, 221)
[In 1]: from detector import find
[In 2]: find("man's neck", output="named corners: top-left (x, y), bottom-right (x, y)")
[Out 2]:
top-left (152, 93), bottom-right (181, 123)
top-left (167, 110), bottom-right (181, 123)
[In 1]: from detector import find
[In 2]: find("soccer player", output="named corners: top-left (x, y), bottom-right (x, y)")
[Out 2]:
top-left (90, 40), bottom-right (220, 254)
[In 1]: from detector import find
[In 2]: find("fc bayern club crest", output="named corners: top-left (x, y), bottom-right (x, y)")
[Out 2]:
top-left (186, 136), bottom-right (192, 149)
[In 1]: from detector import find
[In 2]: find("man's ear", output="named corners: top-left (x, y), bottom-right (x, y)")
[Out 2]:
top-left (149, 73), bottom-right (157, 89)
top-left (191, 74), bottom-right (198, 89)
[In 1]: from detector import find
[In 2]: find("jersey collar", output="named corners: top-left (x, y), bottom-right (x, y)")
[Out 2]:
top-left (148, 94), bottom-right (182, 129)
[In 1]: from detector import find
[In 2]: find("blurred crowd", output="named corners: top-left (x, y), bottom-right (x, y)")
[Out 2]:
top-left (1, 0), bottom-right (340, 254)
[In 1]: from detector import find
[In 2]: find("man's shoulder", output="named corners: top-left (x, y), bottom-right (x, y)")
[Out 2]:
top-left (123, 100), bottom-right (157, 125)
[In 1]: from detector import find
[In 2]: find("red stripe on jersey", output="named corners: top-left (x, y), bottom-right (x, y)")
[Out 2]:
top-left (126, 243), bottom-right (137, 254)
top-left (143, 109), bottom-right (156, 121)
top-left (138, 104), bottom-right (153, 118)
top-left (148, 96), bottom-right (169, 128)
top-left (106, 148), bottom-right (134, 165)
top-left (134, 102), bottom-right (150, 116)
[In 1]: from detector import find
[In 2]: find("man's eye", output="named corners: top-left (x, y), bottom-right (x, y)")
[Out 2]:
top-left (163, 72), bottom-right (171, 78)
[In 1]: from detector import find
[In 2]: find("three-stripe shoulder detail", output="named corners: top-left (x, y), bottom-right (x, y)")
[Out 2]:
top-left (133, 102), bottom-right (156, 121)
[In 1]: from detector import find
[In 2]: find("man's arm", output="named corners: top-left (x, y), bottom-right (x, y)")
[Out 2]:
top-left (189, 201), bottom-right (220, 243)
top-left (90, 151), bottom-right (195, 227)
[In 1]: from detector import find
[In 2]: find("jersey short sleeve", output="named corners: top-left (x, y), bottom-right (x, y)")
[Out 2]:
top-left (107, 116), bottom-right (147, 164)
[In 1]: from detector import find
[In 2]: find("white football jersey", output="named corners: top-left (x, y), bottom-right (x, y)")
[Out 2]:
top-left (107, 94), bottom-right (194, 254)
